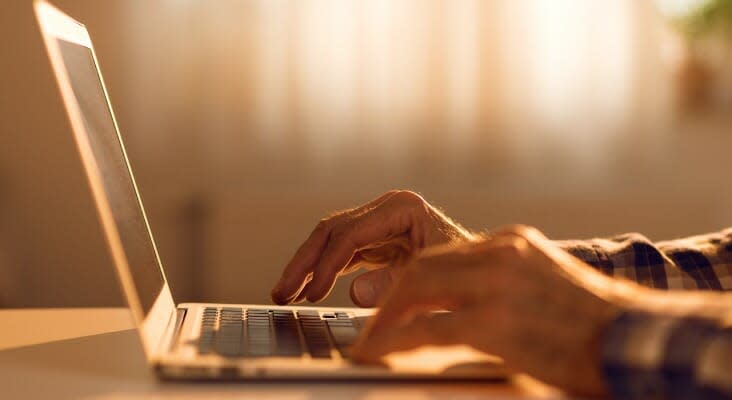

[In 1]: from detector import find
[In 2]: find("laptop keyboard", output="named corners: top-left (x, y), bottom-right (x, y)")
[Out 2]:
top-left (198, 307), bottom-right (363, 359)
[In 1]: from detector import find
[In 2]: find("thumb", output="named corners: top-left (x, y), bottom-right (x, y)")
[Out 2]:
top-left (350, 267), bottom-right (403, 307)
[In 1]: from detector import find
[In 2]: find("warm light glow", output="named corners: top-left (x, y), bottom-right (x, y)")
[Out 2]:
top-left (516, 0), bottom-right (633, 147)
top-left (294, 0), bottom-right (359, 160)
top-left (383, 344), bottom-right (502, 374)
top-left (134, 1), bottom-right (669, 172)
top-left (445, 0), bottom-right (480, 150)
top-left (252, 0), bottom-right (289, 149)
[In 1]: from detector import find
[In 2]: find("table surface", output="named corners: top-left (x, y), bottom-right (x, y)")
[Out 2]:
top-left (0, 308), bottom-right (579, 400)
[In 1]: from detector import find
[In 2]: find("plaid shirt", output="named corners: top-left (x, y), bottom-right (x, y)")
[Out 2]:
top-left (558, 229), bottom-right (732, 399)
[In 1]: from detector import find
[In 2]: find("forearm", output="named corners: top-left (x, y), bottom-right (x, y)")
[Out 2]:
top-left (554, 230), bottom-right (732, 398)
top-left (555, 229), bottom-right (732, 291)
top-left (602, 297), bottom-right (732, 400)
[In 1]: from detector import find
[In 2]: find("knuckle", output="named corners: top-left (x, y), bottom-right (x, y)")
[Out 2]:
top-left (316, 217), bottom-right (332, 231)
top-left (507, 235), bottom-right (528, 251)
top-left (493, 224), bottom-right (544, 242)
top-left (498, 236), bottom-right (530, 258)
top-left (330, 224), bottom-right (356, 247)
top-left (392, 190), bottom-right (426, 207)
top-left (317, 212), bottom-right (351, 234)
top-left (339, 216), bottom-right (359, 234)
top-left (497, 224), bottom-right (534, 237)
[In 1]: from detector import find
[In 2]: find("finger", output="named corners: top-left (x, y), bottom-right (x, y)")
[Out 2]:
top-left (294, 274), bottom-right (315, 303)
top-left (271, 191), bottom-right (399, 304)
top-left (349, 265), bottom-right (407, 307)
top-left (359, 237), bottom-right (412, 266)
top-left (342, 236), bottom-right (412, 275)
top-left (340, 253), bottom-right (366, 275)
top-left (351, 311), bottom-right (469, 363)
top-left (285, 274), bottom-right (313, 305)
top-left (361, 248), bottom-right (509, 335)
top-left (291, 290), bottom-right (308, 304)
top-left (354, 299), bottom-right (520, 363)
top-left (271, 224), bottom-right (330, 304)
top-left (304, 195), bottom-right (418, 302)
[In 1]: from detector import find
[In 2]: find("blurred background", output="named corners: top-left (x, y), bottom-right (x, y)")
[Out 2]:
top-left (1, 0), bottom-right (731, 308)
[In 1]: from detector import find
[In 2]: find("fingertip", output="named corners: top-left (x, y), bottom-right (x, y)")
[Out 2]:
top-left (351, 331), bottom-right (393, 364)
top-left (350, 277), bottom-right (377, 307)
top-left (304, 280), bottom-right (331, 303)
top-left (270, 291), bottom-right (289, 305)
top-left (305, 291), bottom-right (325, 303)
top-left (350, 350), bottom-right (385, 365)
top-left (271, 282), bottom-right (297, 305)
top-left (270, 277), bottom-right (284, 295)
top-left (350, 353), bottom-right (376, 365)
top-left (349, 340), bottom-right (377, 363)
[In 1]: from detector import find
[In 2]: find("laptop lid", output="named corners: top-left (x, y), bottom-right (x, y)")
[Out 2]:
top-left (34, 0), bottom-right (175, 360)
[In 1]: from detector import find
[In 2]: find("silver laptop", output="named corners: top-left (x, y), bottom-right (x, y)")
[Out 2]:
top-left (35, 0), bottom-right (506, 381)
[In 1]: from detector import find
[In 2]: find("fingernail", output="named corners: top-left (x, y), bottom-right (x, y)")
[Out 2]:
top-left (352, 278), bottom-right (376, 306)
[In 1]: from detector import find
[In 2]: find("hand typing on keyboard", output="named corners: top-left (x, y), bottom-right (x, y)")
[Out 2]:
top-left (350, 225), bottom-right (626, 395)
top-left (270, 191), bottom-right (702, 397)
top-left (271, 190), bottom-right (475, 306)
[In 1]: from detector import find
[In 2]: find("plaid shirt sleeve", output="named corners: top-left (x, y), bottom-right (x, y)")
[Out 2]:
top-left (556, 229), bottom-right (732, 399)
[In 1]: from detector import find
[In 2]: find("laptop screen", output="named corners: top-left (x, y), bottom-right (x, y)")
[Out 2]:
top-left (56, 38), bottom-right (165, 315)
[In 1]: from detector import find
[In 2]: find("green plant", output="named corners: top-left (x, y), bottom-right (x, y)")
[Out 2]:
top-left (677, 0), bottom-right (732, 38)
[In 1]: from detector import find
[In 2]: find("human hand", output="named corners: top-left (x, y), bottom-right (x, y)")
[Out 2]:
top-left (271, 190), bottom-right (474, 305)
top-left (352, 225), bottom-right (625, 396)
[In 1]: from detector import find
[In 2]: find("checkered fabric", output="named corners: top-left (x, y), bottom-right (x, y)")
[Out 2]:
top-left (557, 230), bottom-right (732, 399)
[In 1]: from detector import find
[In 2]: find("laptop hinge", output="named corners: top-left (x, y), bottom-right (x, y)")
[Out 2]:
top-left (168, 308), bottom-right (187, 353)
top-left (157, 307), bottom-right (187, 356)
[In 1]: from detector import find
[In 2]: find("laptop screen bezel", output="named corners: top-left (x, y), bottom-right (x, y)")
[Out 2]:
top-left (34, 0), bottom-right (175, 361)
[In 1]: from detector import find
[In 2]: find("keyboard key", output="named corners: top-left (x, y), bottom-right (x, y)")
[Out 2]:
top-left (297, 310), bottom-right (320, 318)
top-left (197, 307), bottom-right (363, 360)
top-left (299, 314), bottom-right (332, 359)
top-left (272, 310), bottom-right (303, 357)
top-left (325, 317), bottom-right (360, 358)
top-left (217, 317), bottom-right (243, 357)
top-left (198, 308), bottom-right (220, 354)
top-left (245, 309), bottom-right (272, 357)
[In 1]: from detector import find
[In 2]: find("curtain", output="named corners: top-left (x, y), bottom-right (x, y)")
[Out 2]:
top-left (124, 0), bottom-right (672, 188)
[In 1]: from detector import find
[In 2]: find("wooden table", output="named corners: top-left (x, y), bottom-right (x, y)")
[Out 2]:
top-left (0, 308), bottom-right (577, 399)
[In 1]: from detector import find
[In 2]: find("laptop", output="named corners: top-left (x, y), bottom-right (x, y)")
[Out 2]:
top-left (34, 0), bottom-right (506, 381)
